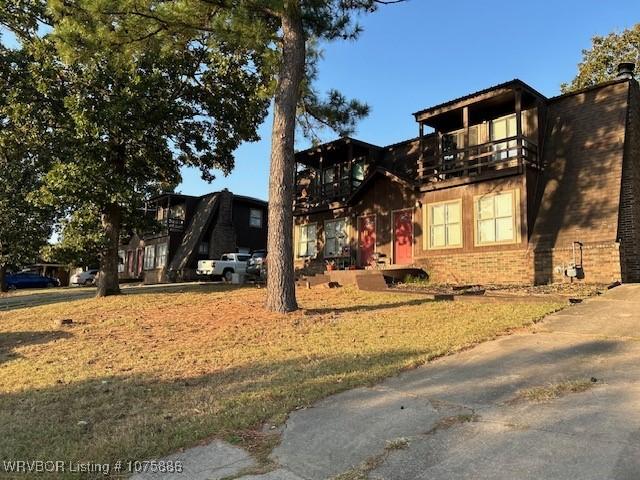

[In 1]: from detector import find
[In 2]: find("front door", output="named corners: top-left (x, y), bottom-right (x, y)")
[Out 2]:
top-left (394, 209), bottom-right (413, 265)
top-left (358, 215), bottom-right (376, 267)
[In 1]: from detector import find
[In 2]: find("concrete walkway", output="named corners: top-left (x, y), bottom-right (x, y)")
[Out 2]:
top-left (137, 284), bottom-right (640, 480)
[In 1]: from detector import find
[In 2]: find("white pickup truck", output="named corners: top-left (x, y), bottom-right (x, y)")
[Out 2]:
top-left (197, 253), bottom-right (251, 281)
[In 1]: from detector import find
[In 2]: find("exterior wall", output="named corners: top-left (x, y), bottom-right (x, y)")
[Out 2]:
top-left (529, 80), bottom-right (630, 284)
top-left (413, 174), bottom-right (529, 284)
top-left (232, 199), bottom-right (268, 252)
top-left (619, 81), bottom-right (640, 282)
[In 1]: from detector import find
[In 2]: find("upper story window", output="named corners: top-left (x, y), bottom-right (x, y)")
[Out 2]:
top-left (157, 207), bottom-right (167, 221)
top-left (199, 242), bottom-right (209, 255)
top-left (249, 208), bottom-right (263, 228)
top-left (170, 204), bottom-right (185, 220)
top-left (491, 114), bottom-right (517, 141)
top-left (475, 191), bottom-right (518, 245)
top-left (426, 200), bottom-right (462, 249)
top-left (352, 160), bottom-right (366, 187)
top-left (297, 223), bottom-right (317, 258)
top-left (324, 218), bottom-right (348, 257)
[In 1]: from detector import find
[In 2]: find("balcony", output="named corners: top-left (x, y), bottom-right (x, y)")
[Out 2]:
top-left (419, 135), bottom-right (539, 184)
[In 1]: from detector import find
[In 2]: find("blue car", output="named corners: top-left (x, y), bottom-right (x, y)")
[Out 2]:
top-left (5, 272), bottom-right (60, 290)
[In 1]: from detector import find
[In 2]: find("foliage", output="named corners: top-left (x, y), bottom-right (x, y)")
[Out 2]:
top-left (0, 39), bottom-right (57, 281)
top-left (562, 24), bottom-right (640, 93)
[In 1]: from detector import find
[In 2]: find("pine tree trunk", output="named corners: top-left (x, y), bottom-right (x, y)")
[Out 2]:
top-left (97, 203), bottom-right (122, 297)
top-left (0, 264), bottom-right (7, 293)
top-left (265, 2), bottom-right (305, 313)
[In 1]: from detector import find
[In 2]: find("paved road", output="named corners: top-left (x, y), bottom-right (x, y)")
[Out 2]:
top-left (135, 284), bottom-right (640, 480)
top-left (0, 282), bottom-right (223, 312)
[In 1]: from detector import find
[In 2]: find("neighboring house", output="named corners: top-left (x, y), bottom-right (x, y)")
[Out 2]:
top-left (119, 189), bottom-right (267, 284)
top-left (293, 65), bottom-right (640, 285)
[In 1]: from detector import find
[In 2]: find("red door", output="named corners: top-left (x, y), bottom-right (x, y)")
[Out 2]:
top-left (358, 215), bottom-right (376, 267)
top-left (394, 209), bottom-right (413, 265)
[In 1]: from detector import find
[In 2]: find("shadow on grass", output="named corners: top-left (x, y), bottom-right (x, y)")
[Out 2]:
top-left (0, 337), bottom-right (628, 477)
top-left (0, 283), bottom-right (243, 313)
top-left (306, 298), bottom-right (434, 315)
top-left (0, 330), bottom-right (73, 364)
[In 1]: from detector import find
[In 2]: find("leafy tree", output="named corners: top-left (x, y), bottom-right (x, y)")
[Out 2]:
top-left (562, 24), bottom-right (640, 93)
top-left (0, 38), bottom-right (57, 291)
top-left (3, 10), bottom-right (272, 296)
top-left (64, 0), bottom-right (403, 311)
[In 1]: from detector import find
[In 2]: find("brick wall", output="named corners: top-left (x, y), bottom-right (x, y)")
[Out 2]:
top-left (619, 81), bottom-right (640, 282)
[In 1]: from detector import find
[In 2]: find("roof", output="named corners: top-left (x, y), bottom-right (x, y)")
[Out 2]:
top-left (295, 136), bottom-right (382, 157)
top-left (348, 167), bottom-right (415, 203)
top-left (412, 79), bottom-right (547, 120)
top-left (232, 194), bottom-right (268, 206)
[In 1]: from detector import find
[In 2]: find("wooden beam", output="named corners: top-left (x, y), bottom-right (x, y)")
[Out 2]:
top-left (515, 88), bottom-right (523, 172)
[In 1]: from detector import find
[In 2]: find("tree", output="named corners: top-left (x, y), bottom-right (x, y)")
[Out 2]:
top-left (64, 0), bottom-right (401, 311)
top-left (2, 8), bottom-right (272, 297)
top-left (0, 39), bottom-right (57, 291)
top-left (562, 24), bottom-right (640, 93)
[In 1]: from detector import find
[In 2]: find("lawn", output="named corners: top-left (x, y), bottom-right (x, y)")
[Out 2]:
top-left (0, 285), bottom-right (563, 477)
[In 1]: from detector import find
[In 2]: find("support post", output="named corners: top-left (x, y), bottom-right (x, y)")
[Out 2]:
top-left (515, 88), bottom-right (523, 172)
top-left (463, 106), bottom-right (469, 176)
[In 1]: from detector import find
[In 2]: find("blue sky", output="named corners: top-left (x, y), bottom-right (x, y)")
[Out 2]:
top-left (5, 1), bottom-right (639, 201)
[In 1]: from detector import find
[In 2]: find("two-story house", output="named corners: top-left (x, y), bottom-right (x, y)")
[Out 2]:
top-left (119, 189), bottom-right (268, 284)
top-left (293, 65), bottom-right (640, 285)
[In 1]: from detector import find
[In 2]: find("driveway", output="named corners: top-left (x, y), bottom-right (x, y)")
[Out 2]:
top-left (262, 284), bottom-right (640, 479)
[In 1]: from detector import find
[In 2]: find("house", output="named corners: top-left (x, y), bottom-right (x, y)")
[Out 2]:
top-left (293, 64), bottom-right (640, 285)
top-left (119, 189), bottom-right (267, 284)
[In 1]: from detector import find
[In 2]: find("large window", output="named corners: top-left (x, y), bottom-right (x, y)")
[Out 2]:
top-left (475, 191), bottom-right (518, 245)
top-left (324, 218), bottom-right (348, 257)
top-left (297, 224), bottom-right (317, 258)
top-left (427, 200), bottom-right (462, 249)
top-left (249, 208), bottom-right (263, 228)
top-left (155, 243), bottom-right (168, 268)
top-left (491, 114), bottom-right (518, 161)
top-left (143, 245), bottom-right (156, 270)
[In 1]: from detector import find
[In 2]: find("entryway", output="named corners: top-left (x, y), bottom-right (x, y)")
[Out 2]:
top-left (393, 209), bottom-right (413, 265)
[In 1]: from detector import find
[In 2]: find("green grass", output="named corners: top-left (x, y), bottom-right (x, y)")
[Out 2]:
top-left (0, 285), bottom-right (563, 478)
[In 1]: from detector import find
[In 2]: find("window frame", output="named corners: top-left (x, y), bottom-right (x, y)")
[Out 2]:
top-left (424, 199), bottom-right (463, 250)
top-left (473, 189), bottom-right (520, 247)
top-left (249, 208), bottom-right (263, 228)
top-left (143, 245), bottom-right (156, 271)
top-left (324, 218), bottom-right (349, 258)
top-left (296, 223), bottom-right (318, 258)
top-left (155, 243), bottom-right (168, 268)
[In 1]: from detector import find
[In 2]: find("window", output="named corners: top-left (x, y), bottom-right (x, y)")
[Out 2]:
top-left (118, 250), bottom-right (126, 273)
top-left (237, 254), bottom-right (251, 262)
top-left (491, 114), bottom-right (517, 140)
top-left (199, 242), bottom-right (209, 255)
top-left (249, 208), bottom-right (263, 228)
top-left (155, 243), bottom-right (168, 268)
top-left (297, 224), bottom-right (317, 258)
top-left (352, 160), bottom-right (365, 187)
top-left (475, 191), bottom-right (518, 245)
top-left (170, 204), bottom-right (185, 220)
top-left (324, 218), bottom-right (348, 257)
top-left (427, 201), bottom-right (462, 249)
top-left (143, 245), bottom-right (155, 270)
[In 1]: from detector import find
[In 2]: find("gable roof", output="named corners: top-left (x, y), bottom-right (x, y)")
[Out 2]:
top-left (348, 167), bottom-right (415, 203)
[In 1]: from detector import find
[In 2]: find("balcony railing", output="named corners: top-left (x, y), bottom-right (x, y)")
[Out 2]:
top-left (166, 217), bottom-right (185, 232)
top-left (419, 135), bottom-right (539, 182)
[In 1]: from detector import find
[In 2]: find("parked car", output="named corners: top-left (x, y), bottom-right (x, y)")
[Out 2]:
top-left (246, 250), bottom-right (267, 280)
top-left (5, 272), bottom-right (60, 290)
top-left (197, 253), bottom-right (251, 281)
top-left (70, 269), bottom-right (99, 286)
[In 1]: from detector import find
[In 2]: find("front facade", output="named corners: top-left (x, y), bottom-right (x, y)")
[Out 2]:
top-left (119, 190), bottom-right (268, 284)
top-left (293, 74), bottom-right (640, 285)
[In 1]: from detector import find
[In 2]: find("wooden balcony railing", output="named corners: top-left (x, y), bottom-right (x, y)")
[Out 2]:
top-left (419, 136), bottom-right (539, 182)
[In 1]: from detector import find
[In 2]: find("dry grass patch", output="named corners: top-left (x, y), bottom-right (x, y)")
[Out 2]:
top-left (512, 378), bottom-right (596, 403)
top-left (0, 285), bottom-right (562, 477)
